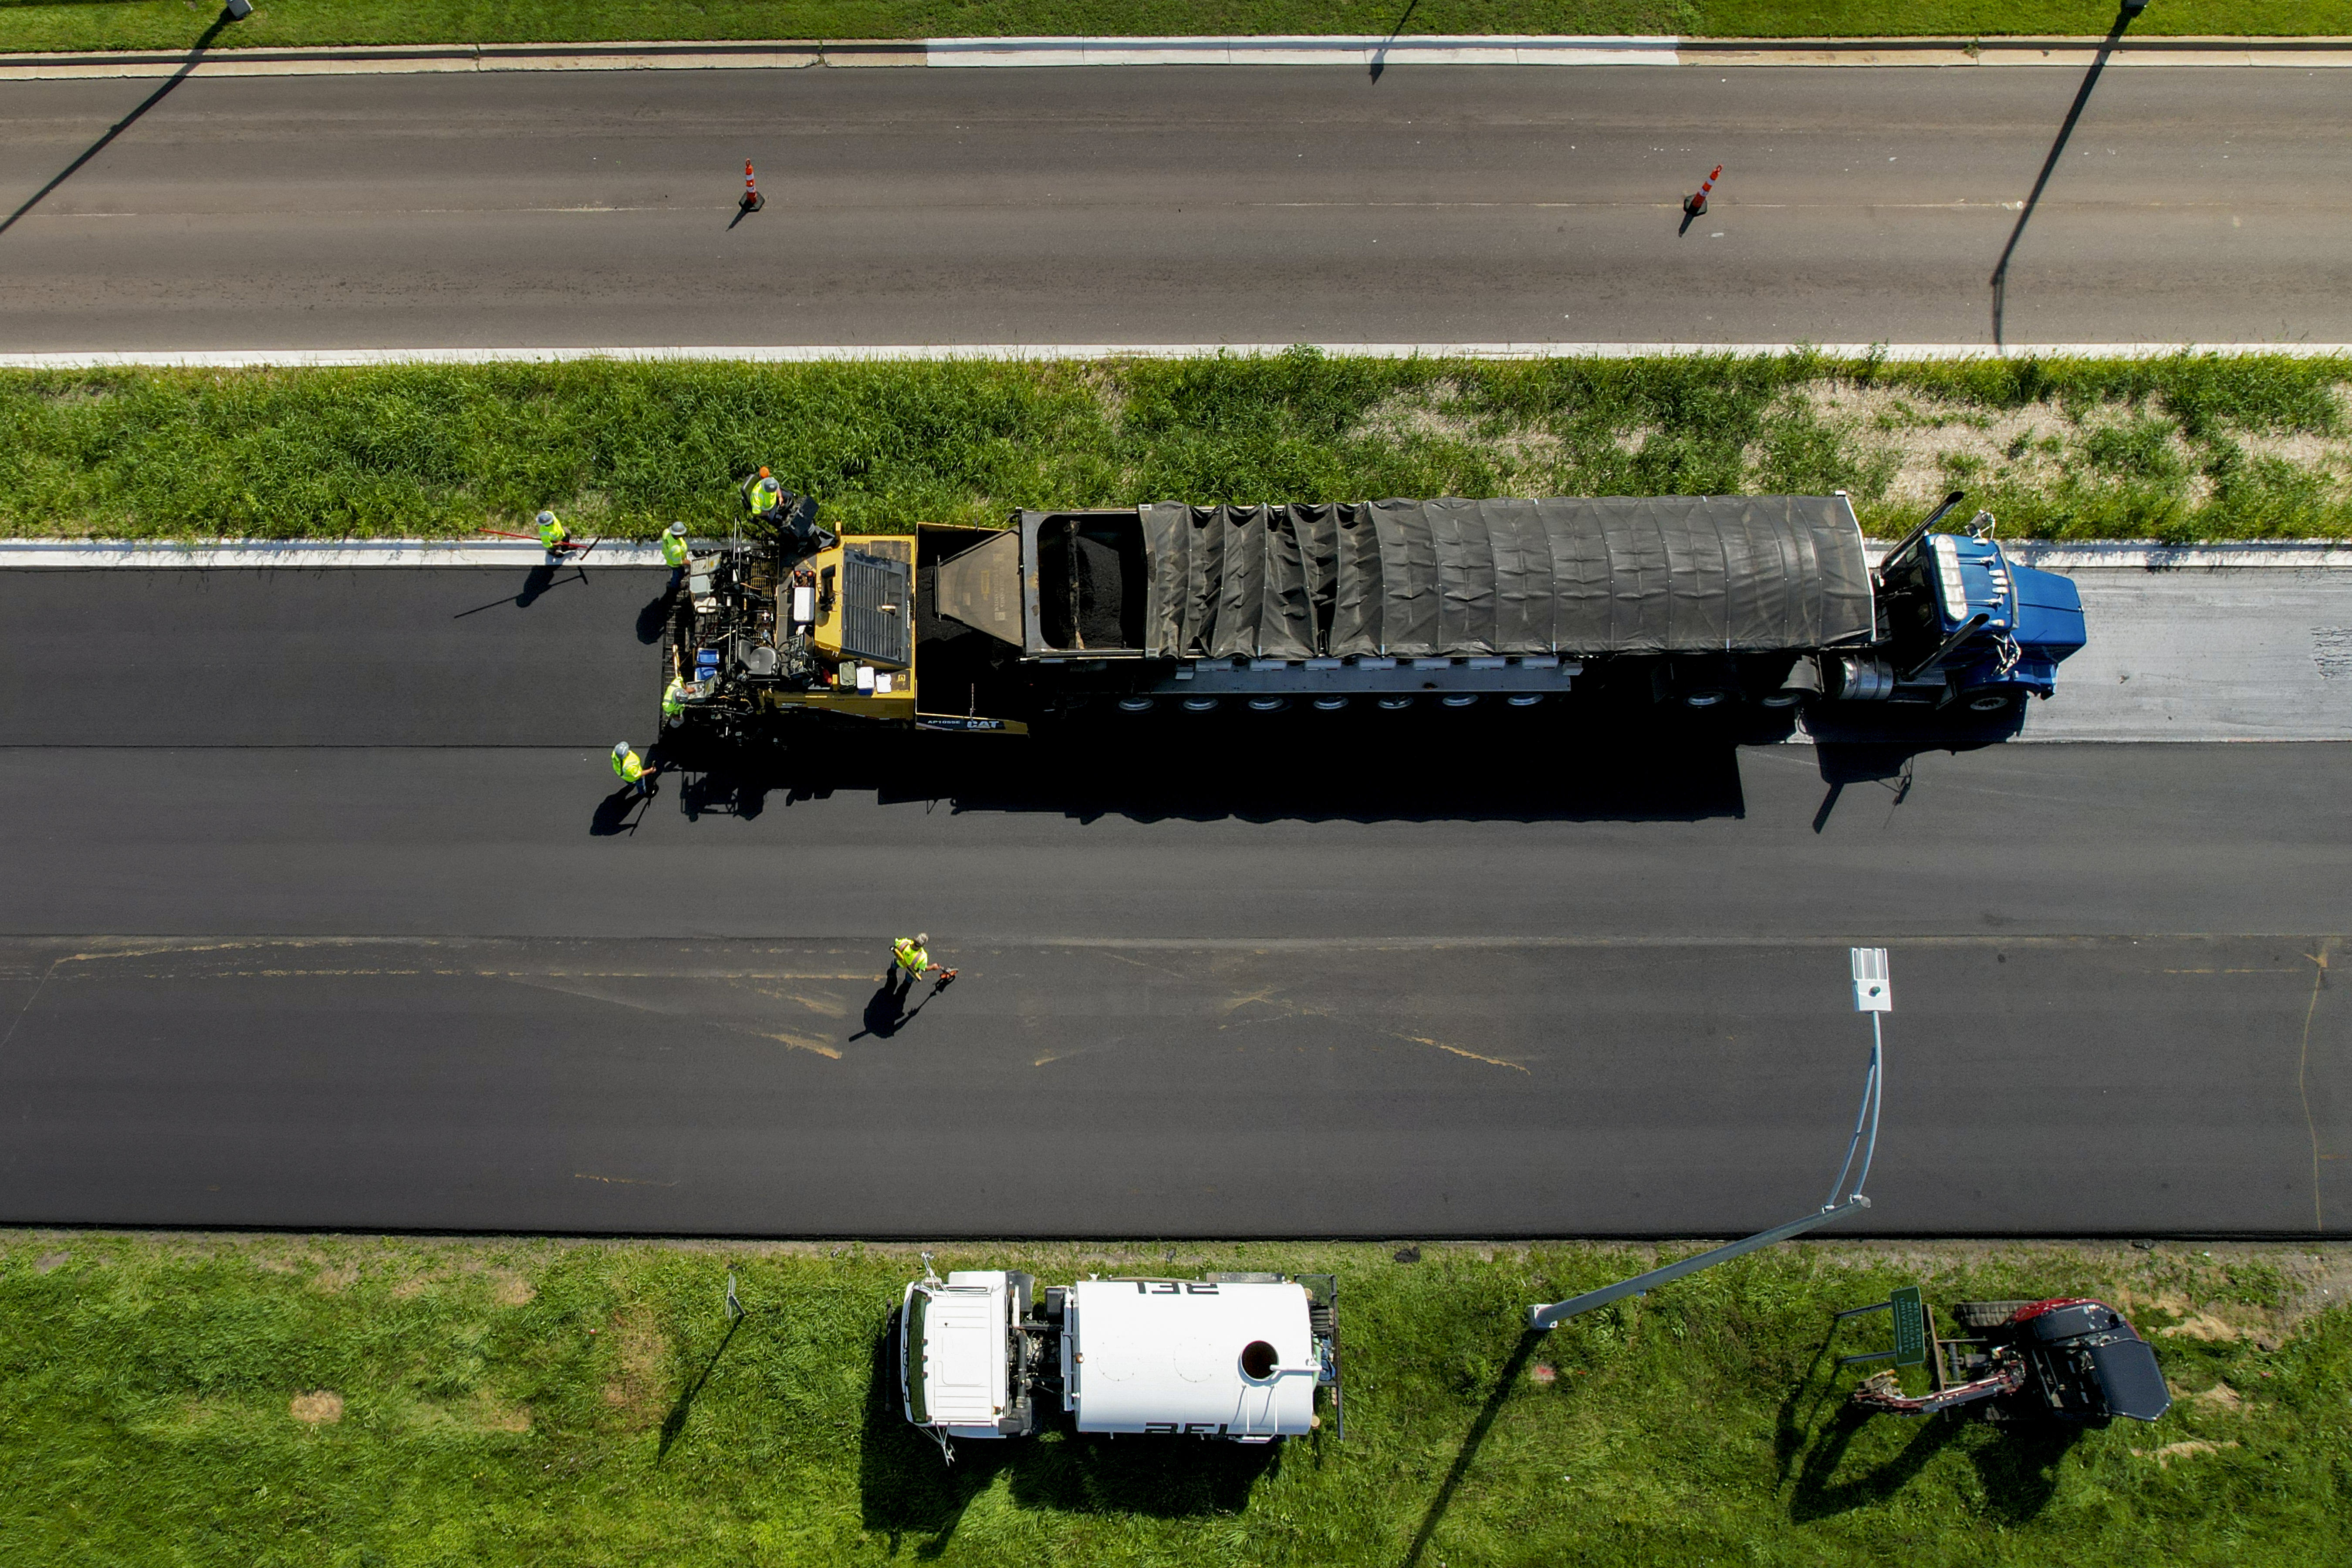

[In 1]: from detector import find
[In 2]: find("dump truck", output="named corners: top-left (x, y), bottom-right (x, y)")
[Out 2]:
top-left (894, 1262), bottom-right (1342, 1454)
top-left (662, 487), bottom-right (2085, 738)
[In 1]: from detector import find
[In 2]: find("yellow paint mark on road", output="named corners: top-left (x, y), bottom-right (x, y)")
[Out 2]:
top-left (759, 1031), bottom-right (843, 1061)
top-left (1033, 1051), bottom-right (1087, 1068)
top-left (750, 987), bottom-right (849, 1019)
top-left (1402, 1035), bottom-right (1531, 1075)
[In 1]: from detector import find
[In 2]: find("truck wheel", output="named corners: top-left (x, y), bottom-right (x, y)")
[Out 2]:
top-left (1966, 692), bottom-right (2018, 714)
top-left (1951, 1300), bottom-right (2033, 1331)
top-left (1683, 688), bottom-right (1734, 709)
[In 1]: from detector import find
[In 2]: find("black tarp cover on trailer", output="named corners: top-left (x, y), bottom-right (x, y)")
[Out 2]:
top-left (1138, 495), bottom-right (1874, 660)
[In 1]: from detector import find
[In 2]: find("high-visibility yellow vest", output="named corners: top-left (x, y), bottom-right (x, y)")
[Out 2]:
top-left (893, 939), bottom-right (928, 976)
top-left (662, 679), bottom-right (685, 718)
top-left (612, 747), bottom-right (647, 783)
top-left (661, 532), bottom-right (689, 568)
top-left (540, 516), bottom-right (568, 550)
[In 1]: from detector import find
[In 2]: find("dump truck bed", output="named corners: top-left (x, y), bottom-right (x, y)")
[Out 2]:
top-left (1122, 495), bottom-right (1875, 661)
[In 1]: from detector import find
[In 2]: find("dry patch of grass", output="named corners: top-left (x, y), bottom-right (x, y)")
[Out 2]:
top-left (287, 1391), bottom-right (345, 1426)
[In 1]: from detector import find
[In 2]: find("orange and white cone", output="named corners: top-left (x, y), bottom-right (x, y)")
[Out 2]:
top-left (1684, 164), bottom-right (1721, 218)
top-left (741, 160), bottom-right (765, 213)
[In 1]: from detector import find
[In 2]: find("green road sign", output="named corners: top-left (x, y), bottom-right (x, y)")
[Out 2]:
top-left (1890, 1286), bottom-right (1927, 1367)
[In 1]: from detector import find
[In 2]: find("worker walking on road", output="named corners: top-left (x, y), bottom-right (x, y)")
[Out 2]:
top-left (889, 933), bottom-right (956, 994)
top-left (611, 740), bottom-right (659, 796)
top-left (537, 510), bottom-right (571, 555)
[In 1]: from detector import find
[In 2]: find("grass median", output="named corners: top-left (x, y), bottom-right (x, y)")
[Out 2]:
top-left (0, 1231), bottom-right (2342, 1566)
top-left (3, 351), bottom-right (2348, 544)
top-left (0, 0), bottom-right (2341, 54)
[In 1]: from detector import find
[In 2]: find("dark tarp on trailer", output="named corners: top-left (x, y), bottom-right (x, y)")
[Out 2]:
top-left (1140, 495), bottom-right (1872, 659)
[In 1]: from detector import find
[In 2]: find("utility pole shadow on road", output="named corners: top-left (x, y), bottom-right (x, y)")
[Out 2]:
top-left (0, 8), bottom-right (237, 241)
top-left (1989, 4), bottom-right (2141, 345)
top-left (1368, 0), bottom-right (1419, 82)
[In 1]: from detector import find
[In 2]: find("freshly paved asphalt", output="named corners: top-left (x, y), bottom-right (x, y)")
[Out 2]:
top-left (2, 565), bottom-right (2346, 1237)
top-left (1, 66), bottom-right (2346, 349)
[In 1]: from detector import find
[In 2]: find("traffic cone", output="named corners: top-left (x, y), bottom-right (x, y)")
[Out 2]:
top-left (1684, 164), bottom-right (1721, 218)
top-left (741, 160), bottom-right (765, 213)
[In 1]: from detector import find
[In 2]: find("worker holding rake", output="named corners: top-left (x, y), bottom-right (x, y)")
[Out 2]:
top-left (889, 934), bottom-right (956, 994)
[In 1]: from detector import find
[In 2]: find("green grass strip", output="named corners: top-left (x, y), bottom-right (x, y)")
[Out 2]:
top-left (0, 1232), bottom-right (2341, 1566)
top-left (0, 0), bottom-right (2341, 54)
top-left (5, 352), bottom-right (2347, 544)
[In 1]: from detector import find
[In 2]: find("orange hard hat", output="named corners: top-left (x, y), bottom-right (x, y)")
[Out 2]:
top-left (758, 466), bottom-right (770, 477)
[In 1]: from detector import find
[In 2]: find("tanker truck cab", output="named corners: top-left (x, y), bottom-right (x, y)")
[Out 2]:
top-left (899, 1268), bottom-right (1042, 1441)
top-left (899, 1265), bottom-right (1342, 1455)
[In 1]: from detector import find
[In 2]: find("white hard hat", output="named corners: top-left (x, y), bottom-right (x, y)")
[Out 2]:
top-left (916, 933), bottom-right (929, 945)
top-left (537, 510), bottom-right (557, 526)
top-left (612, 742), bottom-right (630, 759)
top-left (667, 521), bottom-right (686, 536)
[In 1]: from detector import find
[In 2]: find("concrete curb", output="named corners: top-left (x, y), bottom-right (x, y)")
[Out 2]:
top-left (4, 344), bottom-right (2348, 371)
top-left (6, 539), bottom-right (2346, 570)
top-left (2, 34), bottom-right (2347, 80)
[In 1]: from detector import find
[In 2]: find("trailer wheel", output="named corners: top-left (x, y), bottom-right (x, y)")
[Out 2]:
top-left (1759, 690), bottom-right (1803, 709)
top-left (1683, 688), bottom-right (1734, 709)
top-left (1951, 1300), bottom-right (2034, 1331)
top-left (1117, 696), bottom-right (1154, 713)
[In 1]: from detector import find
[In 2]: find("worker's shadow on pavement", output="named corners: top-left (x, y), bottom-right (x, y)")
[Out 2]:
top-left (856, 1315), bottom-right (1277, 1558)
top-left (591, 784), bottom-right (657, 836)
top-left (851, 975), bottom-right (949, 1040)
top-left (636, 588), bottom-right (674, 645)
top-left (452, 562), bottom-right (580, 618)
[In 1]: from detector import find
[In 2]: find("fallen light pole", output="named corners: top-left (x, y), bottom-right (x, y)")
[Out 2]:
top-left (1527, 948), bottom-right (1892, 1331)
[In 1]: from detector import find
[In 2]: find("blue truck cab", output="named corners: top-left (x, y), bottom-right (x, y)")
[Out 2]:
top-left (1865, 505), bottom-right (2087, 712)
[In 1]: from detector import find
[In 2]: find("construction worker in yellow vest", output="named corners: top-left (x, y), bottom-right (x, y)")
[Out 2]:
top-left (537, 510), bottom-right (570, 554)
top-left (889, 933), bottom-right (957, 992)
top-left (662, 676), bottom-right (686, 727)
top-left (742, 468), bottom-right (784, 520)
top-left (660, 522), bottom-right (690, 574)
top-left (610, 740), bottom-right (658, 795)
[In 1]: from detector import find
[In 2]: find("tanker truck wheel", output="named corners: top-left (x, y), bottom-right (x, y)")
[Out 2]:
top-left (1950, 1300), bottom-right (2033, 1331)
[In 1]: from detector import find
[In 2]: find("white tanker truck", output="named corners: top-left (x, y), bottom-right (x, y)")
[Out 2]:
top-left (896, 1259), bottom-right (1342, 1454)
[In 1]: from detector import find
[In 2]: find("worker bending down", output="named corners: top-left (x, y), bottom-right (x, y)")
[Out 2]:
top-left (889, 933), bottom-right (956, 993)
top-left (610, 740), bottom-right (659, 796)
top-left (662, 676), bottom-right (685, 728)
top-left (537, 510), bottom-right (571, 554)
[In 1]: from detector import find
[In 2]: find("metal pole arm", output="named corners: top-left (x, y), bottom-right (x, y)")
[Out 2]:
top-left (1527, 1196), bottom-right (1871, 1331)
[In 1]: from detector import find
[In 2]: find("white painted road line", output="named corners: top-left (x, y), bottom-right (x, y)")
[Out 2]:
top-left (5, 344), bottom-right (2349, 371)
